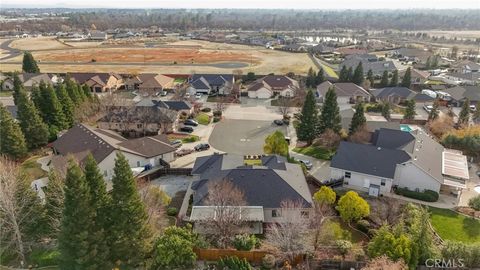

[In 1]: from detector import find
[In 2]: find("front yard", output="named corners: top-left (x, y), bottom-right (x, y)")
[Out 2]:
top-left (293, 146), bottom-right (335, 160)
top-left (429, 207), bottom-right (480, 244)
top-left (195, 113), bottom-right (211, 125)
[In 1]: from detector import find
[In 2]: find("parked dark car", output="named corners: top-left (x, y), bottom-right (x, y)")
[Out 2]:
top-left (184, 119), bottom-right (199, 126)
top-left (180, 126), bottom-right (194, 133)
top-left (170, 139), bottom-right (183, 148)
top-left (273, 119), bottom-right (284, 126)
top-left (194, 143), bottom-right (210, 151)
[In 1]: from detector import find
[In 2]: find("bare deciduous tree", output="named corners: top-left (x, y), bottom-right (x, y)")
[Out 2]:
top-left (277, 97), bottom-right (292, 118)
top-left (138, 180), bottom-right (170, 236)
top-left (313, 128), bottom-right (341, 149)
top-left (265, 200), bottom-right (312, 262)
top-left (349, 124), bottom-right (372, 144)
top-left (368, 197), bottom-right (403, 228)
top-left (200, 179), bottom-right (247, 248)
top-left (362, 256), bottom-right (407, 270)
top-left (214, 96), bottom-right (229, 113)
top-left (0, 156), bottom-right (44, 264)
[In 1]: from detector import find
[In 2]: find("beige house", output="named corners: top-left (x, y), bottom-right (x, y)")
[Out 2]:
top-left (185, 154), bottom-right (313, 234)
top-left (70, 73), bottom-right (123, 93)
top-left (138, 74), bottom-right (175, 95)
top-left (248, 75), bottom-right (299, 99)
top-left (316, 81), bottom-right (370, 104)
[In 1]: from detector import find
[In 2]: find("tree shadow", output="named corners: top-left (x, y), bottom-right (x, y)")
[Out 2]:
top-left (463, 217), bottom-right (480, 238)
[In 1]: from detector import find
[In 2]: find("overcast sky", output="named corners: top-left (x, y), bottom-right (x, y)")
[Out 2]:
top-left (2, 0), bottom-right (480, 9)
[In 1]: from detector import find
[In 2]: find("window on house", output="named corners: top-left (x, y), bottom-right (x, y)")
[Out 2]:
top-left (381, 179), bottom-right (386, 186)
top-left (137, 161), bottom-right (141, 167)
top-left (301, 211), bottom-right (309, 218)
top-left (272, 209), bottom-right (281, 217)
top-left (137, 124), bottom-right (142, 129)
top-left (344, 172), bottom-right (351, 178)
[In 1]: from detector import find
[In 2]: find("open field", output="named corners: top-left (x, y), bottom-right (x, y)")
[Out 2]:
top-left (0, 38), bottom-right (315, 75)
top-left (429, 207), bottom-right (480, 244)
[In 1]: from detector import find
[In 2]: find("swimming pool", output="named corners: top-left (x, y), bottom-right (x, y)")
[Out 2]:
top-left (400, 124), bottom-right (413, 132)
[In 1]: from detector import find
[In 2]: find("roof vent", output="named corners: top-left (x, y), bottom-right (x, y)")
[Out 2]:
top-left (377, 147), bottom-right (381, 150)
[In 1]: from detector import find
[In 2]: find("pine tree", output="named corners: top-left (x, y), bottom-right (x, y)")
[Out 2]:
top-left (381, 102), bottom-right (391, 120)
top-left (349, 102), bottom-right (367, 135)
top-left (379, 71), bottom-right (389, 88)
top-left (339, 65), bottom-right (349, 82)
top-left (425, 56), bottom-right (431, 69)
top-left (65, 76), bottom-right (81, 105)
top-left (457, 99), bottom-right (470, 125)
top-left (346, 67), bottom-right (354, 82)
top-left (75, 82), bottom-right (86, 103)
top-left (306, 67), bottom-right (315, 88)
top-left (108, 153), bottom-right (152, 267)
top-left (13, 73), bottom-right (23, 105)
top-left (428, 99), bottom-right (440, 121)
top-left (82, 84), bottom-right (92, 100)
top-left (0, 104), bottom-right (27, 159)
top-left (296, 90), bottom-right (319, 144)
top-left (390, 70), bottom-right (399, 86)
top-left (352, 62), bottom-right (364, 85)
top-left (319, 87), bottom-right (342, 134)
top-left (58, 160), bottom-right (93, 269)
top-left (401, 67), bottom-right (412, 87)
top-left (431, 55), bottom-right (438, 68)
top-left (56, 84), bottom-right (75, 127)
top-left (83, 154), bottom-right (112, 270)
top-left (44, 169), bottom-right (64, 237)
top-left (315, 68), bottom-right (325, 85)
top-left (40, 84), bottom-right (68, 130)
top-left (16, 88), bottom-right (49, 149)
top-left (403, 100), bottom-right (417, 120)
top-left (22, 51), bottom-right (40, 73)
top-left (366, 69), bottom-right (375, 87)
top-left (30, 85), bottom-right (44, 117)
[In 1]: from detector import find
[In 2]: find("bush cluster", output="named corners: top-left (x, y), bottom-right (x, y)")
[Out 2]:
top-left (394, 187), bottom-right (439, 202)
top-left (232, 234), bottom-right (258, 251)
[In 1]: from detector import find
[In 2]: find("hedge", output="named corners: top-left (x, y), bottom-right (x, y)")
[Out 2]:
top-left (394, 187), bottom-right (439, 202)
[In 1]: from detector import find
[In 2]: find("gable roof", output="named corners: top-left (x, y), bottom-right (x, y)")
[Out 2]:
top-left (190, 74), bottom-right (234, 89)
top-left (97, 106), bottom-right (178, 124)
top-left (372, 128), bottom-right (415, 149)
top-left (331, 141), bottom-right (411, 179)
top-left (263, 75), bottom-right (296, 88)
top-left (69, 73), bottom-right (112, 84)
top-left (163, 100), bottom-right (192, 111)
top-left (317, 81), bottom-right (370, 98)
top-left (117, 134), bottom-right (175, 158)
top-left (443, 85), bottom-right (480, 102)
top-left (372, 87), bottom-right (416, 100)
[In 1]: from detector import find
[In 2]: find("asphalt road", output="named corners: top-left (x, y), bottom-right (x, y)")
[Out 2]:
top-left (0, 40), bottom-right (21, 60)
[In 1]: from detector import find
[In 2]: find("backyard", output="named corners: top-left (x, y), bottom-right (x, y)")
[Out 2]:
top-left (428, 207), bottom-right (480, 244)
top-left (20, 156), bottom-right (47, 182)
top-left (293, 146), bottom-right (335, 160)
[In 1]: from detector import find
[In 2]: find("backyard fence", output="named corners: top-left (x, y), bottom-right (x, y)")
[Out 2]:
top-left (136, 167), bottom-right (192, 181)
top-left (194, 248), bottom-right (270, 264)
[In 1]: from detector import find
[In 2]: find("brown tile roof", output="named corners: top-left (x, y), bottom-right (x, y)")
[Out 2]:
top-left (317, 81), bottom-right (370, 98)
top-left (263, 75), bottom-right (295, 88)
top-left (117, 134), bottom-right (176, 158)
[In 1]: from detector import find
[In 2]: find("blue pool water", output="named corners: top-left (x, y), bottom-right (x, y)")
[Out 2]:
top-left (400, 124), bottom-right (413, 132)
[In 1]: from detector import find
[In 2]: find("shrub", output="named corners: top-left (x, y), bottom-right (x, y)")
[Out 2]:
top-left (262, 254), bottom-right (276, 269)
top-left (394, 187), bottom-right (439, 202)
top-left (28, 248), bottom-right (60, 267)
top-left (213, 116), bottom-right (221, 122)
top-left (218, 256), bottom-right (252, 270)
top-left (182, 136), bottom-right (199, 143)
top-left (356, 219), bottom-right (371, 234)
top-left (469, 195), bottom-right (480, 211)
top-left (365, 103), bottom-right (384, 113)
top-left (233, 234), bottom-right (258, 251)
top-left (336, 240), bottom-right (353, 258)
top-left (213, 110), bottom-right (222, 117)
top-left (167, 207), bottom-right (178, 216)
top-left (201, 107), bottom-right (212, 112)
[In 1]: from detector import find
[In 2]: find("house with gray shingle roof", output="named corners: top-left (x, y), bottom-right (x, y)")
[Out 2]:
top-left (188, 74), bottom-right (234, 95)
top-left (316, 81), bottom-right (370, 104)
top-left (185, 153), bottom-right (312, 234)
top-left (330, 128), bottom-right (469, 197)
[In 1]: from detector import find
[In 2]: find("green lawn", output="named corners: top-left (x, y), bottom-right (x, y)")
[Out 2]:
top-left (429, 207), bottom-right (480, 244)
top-left (0, 91), bottom-right (13, 97)
top-left (195, 113), bottom-right (210, 125)
top-left (293, 146), bottom-right (335, 160)
top-left (167, 134), bottom-right (200, 143)
top-left (244, 159), bottom-right (262, 166)
top-left (21, 156), bottom-right (47, 182)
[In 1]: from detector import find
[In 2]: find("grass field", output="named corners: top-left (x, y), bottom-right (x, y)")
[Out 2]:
top-left (293, 146), bottom-right (335, 160)
top-left (429, 207), bottom-right (480, 244)
top-left (0, 91), bottom-right (12, 97)
top-left (21, 156), bottom-right (47, 182)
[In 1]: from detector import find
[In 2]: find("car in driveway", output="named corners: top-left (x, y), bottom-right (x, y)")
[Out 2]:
top-left (184, 119), bottom-right (199, 126)
top-left (273, 119), bottom-right (284, 126)
top-left (297, 159), bottom-right (313, 170)
top-left (423, 104), bottom-right (433, 113)
top-left (170, 139), bottom-right (183, 148)
top-left (179, 126), bottom-right (194, 133)
top-left (175, 148), bottom-right (194, 157)
top-left (195, 93), bottom-right (202, 99)
top-left (194, 143), bottom-right (210, 151)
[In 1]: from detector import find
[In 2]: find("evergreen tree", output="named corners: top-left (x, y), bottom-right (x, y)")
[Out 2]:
top-left (40, 84), bottom-right (68, 130)
top-left (425, 56), bottom-right (431, 69)
top-left (0, 104), bottom-right (27, 159)
top-left (75, 82), bottom-right (86, 103)
top-left (457, 99), bottom-right (470, 125)
top-left (315, 68), bottom-right (325, 85)
top-left (13, 73), bottom-right (23, 105)
top-left (401, 67), bottom-right (412, 87)
top-left (44, 169), bottom-right (64, 236)
top-left (319, 87), bottom-right (342, 134)
top-left (346, 66), bottom-right (354, 82)
top-left (349, 102), bottom-right (367, 135)
top-left (296, 90), bottom-right (319, 144)
top-left (428, 99), bottom-right (440, 121)
top-left (65, 76), bottom-right (81, 105)
top-left (16, 88), bottom-right (49, 149)
top-left (352, 62), bottom-right (364, 85)
top-left (366, 69), bottom-right (375, 87)
top-left (379, 71), bottom-right (389, 87)
top-left (58, 160), bottom-right (93, 269)
top-left (108, 153), bottom-right (152, 267)
top-left (381, 102), bottom-right (391, 120)
top-left (82, 84), bottom-right (92, 100)
top-left (56, 84), bottom-right (75, 127)
top-left (30, 85), bottom-right (44, 117)
top-left (403, 100), bottom-right (417, 120)
top-left (22, 51), bottom-right (40, 73)
top-left (431, 55), bottom-right (439, 68)
top-left (473, 103), bottom-right (480, 122)
top-left (84, 154), bottom-right (112, 270)
top-left (339, 65), bottom-right (349, 82)
top-left (306, 67), bottom-right (316, 88)
top-left (390, 70), bottom-right (399, 86)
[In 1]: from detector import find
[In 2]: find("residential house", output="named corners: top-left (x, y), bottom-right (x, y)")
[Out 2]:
top-left (334, 47), bottom-right (368, 56)
top-left (136, 98), bottom-right (194, 115)
top-left (391, 48), bottom-right (433, 64)
top-left (440, 72), bottom-right (480, 86)
top-left (410, 69), bottom-right (431, 86)
top-left (19, 73), bottom-right (53, 89)
top-left (341, 58), bottom-right (398, 77)
top-left (185, 154), bottom-right (313, 234)
top-left (69, 73), bottom-right (123, 92)
top-left (247, 75), bottom-right (299, 99)
top-left (51, 124), bottom-right (176, 183)
top-left (340, 108), bottom-right (400, 131)
top-left (442, 85), bottom-right (480, 107)
top-left (89, 31), bottom-right (107, 40)
top-left (138, 74), bottom-right (175, 95)
top-left (97, 105), bottom-right (178, 137)
top-left (188, 74), bottom-right (234, 95)
top-left (451, 60), bottom-right (480, 74)
top-left (330, 128), bottom-right (469, 197)
top-left (316, 81), bottom-right (370, 104)
top-left (371, 87), bottom-right (417, 104)
top-left (0, 73), bottom-right (14, 91)
top-left (124, 75), bottom-right (143, 90)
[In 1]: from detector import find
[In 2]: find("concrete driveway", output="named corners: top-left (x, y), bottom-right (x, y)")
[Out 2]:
top-left (209, 119), bottom-right (288, 155)
top-left (289, 151), bottom-right (331, 181)
top-left (223, 103), bottom-right (283, 121)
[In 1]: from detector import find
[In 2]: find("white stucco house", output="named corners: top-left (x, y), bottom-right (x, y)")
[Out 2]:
top-left (330, 128), bottom-right (469, 197)
top-left (51, 124), bottom-right (176, 188)
top-left (247, 75), bottom-right (298, 99)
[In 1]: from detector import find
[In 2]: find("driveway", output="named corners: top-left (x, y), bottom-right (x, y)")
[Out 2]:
top-left (209, 119), bottom-right (288, 155)
top-left (223, 103), bottom-right (283, 121)
top-left (289, 151), bottom-right (331, 181)
top-left (458, 162), bottom-right (480, 207)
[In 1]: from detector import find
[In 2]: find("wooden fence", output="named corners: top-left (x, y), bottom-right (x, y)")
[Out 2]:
top-left (136, 167), bottom-right (192, 182)
top-left (194, 248), bottom-right (269, 264)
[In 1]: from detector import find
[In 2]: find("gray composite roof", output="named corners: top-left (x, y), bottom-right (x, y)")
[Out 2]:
top-left (372, 128), bottom-right (415, 149)
top-left (443, 85), bottom-right (480, 102)
top-left (372, 87), bottom-right (416, 100)
top-left (331, 141), bottom-right (411, 179)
